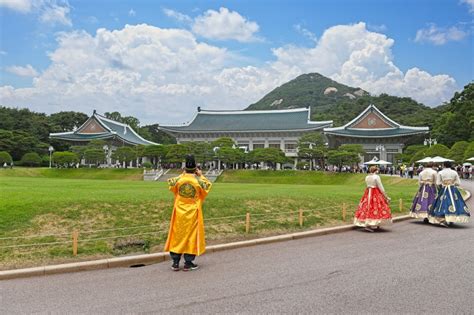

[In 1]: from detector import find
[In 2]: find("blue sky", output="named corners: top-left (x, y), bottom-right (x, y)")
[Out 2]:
top-left (0, 0), bottom-right (473, 124)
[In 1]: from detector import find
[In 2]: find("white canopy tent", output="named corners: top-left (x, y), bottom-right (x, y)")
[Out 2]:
top-left (363, 157), bottom-right (392, 165)
top-left (430, 156), bottom-right (454, 163)
top-left (416, 157), bottom-right (433, 163)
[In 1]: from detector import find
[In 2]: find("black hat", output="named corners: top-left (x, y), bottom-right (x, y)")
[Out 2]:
top-left (185, 154), bottom-right (196, 171)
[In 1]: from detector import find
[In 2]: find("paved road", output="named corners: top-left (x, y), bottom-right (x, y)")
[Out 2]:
top-left (1, 181), bottom-right (473, 314)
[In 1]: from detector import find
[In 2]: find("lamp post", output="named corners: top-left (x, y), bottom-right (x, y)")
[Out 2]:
top-left (103, 144), bottom-right (109, 167)
top-left (424, 138), bottom-right (437, 147)
top-left (48, 146), bottom-right (54, 168)
top-left (213, 146), bottom-right (220, 171)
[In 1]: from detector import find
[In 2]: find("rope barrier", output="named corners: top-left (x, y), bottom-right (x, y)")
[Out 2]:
top-left (0, 200), bottom-right (410, 250)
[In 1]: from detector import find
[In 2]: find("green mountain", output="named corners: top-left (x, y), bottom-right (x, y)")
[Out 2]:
top-left (246, 73), bottom-right (439, 129)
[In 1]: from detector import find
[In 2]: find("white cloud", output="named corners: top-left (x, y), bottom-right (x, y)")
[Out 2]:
top-left (0, 0), bottom-right (71, 26)
top-left (6, 64), bottom-right (39, 77)
top-left (0, 22), bottom-right (459, 125)
top-left (415, 24), bottom-right (468, 45)
top-left (461, 0), bottom-right (474, 13)
top-left (192, 7), bottom-right (260, 42)
top-left (294, 24), bottom-right (317, 42)
top-left (0, 0), bottom-right (32, 13)
top-left (39, 2), bottom-right (71, 26)
top-left (163, 8), bottom-right (192, 23)
top-left (128, 9), bottom-right (136, 17)
top-left (0, 50), bottom-right (7, 55)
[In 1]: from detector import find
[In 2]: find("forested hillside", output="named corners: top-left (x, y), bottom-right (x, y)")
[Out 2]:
top-left (247, 73), bottom-right (472, 146)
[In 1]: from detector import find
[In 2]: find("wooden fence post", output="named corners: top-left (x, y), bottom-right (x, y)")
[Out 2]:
top-left (399, 199), bottom-right (403, 213)
top-left (245, 213), bottom-right (250, 233)
top-left (72, 230), bottom-right (79, 256)
top-left (342, 203), bottom-right (347, 221)
top-left (299, 209), bottom-right (303, 227)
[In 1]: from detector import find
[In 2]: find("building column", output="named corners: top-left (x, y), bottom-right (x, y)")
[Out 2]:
top-left (249, 139), bottom-right (254, 151)
top-left (264, 139), bottom-right (269, 148)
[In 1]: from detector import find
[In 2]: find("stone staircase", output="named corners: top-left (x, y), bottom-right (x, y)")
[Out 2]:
top-left (205, 169), bottom-right (223, 182)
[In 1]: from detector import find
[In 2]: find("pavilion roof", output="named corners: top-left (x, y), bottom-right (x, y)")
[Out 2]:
top-left (159, 108), bottom-right (333, 133)
top-left (323, 104), bottom-right (429, 138)
top-left (49, 111), bottom-right (158, 145)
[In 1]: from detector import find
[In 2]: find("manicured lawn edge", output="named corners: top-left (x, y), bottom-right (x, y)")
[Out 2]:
top-left (0, 214), bottom-right (412, 280)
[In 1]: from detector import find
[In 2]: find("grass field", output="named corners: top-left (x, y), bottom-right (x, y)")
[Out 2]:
top-left (0, 169), bottom-right (418, 270)
top-left (0, 167), bottom-right (144, 180)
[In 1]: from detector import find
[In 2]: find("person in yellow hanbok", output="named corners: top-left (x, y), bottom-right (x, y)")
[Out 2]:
top-left (164, 155), bottom-right (212, 271)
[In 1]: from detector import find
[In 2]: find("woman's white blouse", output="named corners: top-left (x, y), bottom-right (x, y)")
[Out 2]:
top-left (437, 168), bottom-right (461, 186)
top-left (365, 174), bottom-right (386, 194)
top-left (418, 168), bottom-right (437, 185)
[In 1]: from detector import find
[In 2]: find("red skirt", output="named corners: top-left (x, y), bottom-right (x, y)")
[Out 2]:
top-left (354, 187), bottom-right (392, 227)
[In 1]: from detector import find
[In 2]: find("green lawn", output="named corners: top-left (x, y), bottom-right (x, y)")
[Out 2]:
top-left (0, 170), bottom-right (418, 269)
top-left (0, 167), bottom-right (144, 180)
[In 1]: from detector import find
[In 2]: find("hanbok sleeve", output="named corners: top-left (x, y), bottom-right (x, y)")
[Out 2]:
top-left (454, 172), bottom-right (461, 186)
top-left (197, 175), bottom-right (212, 200)
top-left (375, 175), bottom-right (386, 195)
top-left (167, 176), bottom-right (180, 194)
top-left (436, 172), bottom-right (442, 186)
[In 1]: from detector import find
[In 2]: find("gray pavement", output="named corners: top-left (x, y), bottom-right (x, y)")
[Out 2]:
top-left (1, 181), bottom-right (473, 314)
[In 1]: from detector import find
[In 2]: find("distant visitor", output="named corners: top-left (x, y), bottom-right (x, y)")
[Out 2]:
top-left (410, 162), bottom-right (438, 222)
top-left (428, 161), bottom-right (470, 227)
top-left (354, 166), bottom-right (392, 232)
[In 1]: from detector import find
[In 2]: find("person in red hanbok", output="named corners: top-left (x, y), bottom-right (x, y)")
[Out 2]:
top-left (354, 166), bottom-right (392, 232)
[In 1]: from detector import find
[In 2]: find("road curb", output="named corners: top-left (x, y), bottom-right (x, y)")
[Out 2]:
top-left (0, 214), bottom-right (413, 281)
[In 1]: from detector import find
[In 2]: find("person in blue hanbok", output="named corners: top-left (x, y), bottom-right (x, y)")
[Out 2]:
top-left (410, 162), bottom-right (438, 222)
top-left (429, 162), bottom-right (470, 227)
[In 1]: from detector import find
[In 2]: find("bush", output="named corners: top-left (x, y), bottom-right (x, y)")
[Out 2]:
top-left (20, 152), bottom-right (42, 167)
top-left (142, 161), bottom-right (153, 168)
top-left (0, 151), bottom-right (13, 165)
top-left (53, 151), bottom-right (79, 167)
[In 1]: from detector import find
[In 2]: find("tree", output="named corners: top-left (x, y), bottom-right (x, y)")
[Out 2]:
top-left (448, 141), bottom-right (469, 164)
top-left (112, 147), bottom-right (137, 168)
top-left (339, 144), bottom-right (365, 155)
top-left (297, 132), bottom-right (327, 169)
top-left (211, 137), bottom-right (235, 149)
top-left (249, 148), bottom-right (286, 169)
top-left (0, 151), bottom-right (12, 164)
top-left (84, 149), bottom-right (105, 166)
top-left (327, 150), bottom-right (359, 169)
top-left (53, 151), bottom-right (79, 167)
top-left (410, 149), bottom-right (428, 165)
top-left (425, 144), bottom-right (450, 158)
top-left (464, 142), bottom-right (474, 160)
top-left (165, 144), bottom-right (187, 164)
top-left (432, 83), bottom-right (474, 146)
top-left (20, 152), bottom-right (42, 167)
top-left (48, 111), bottom-right (88, 132)
top-left (144, 145), bottom-right (167, 168)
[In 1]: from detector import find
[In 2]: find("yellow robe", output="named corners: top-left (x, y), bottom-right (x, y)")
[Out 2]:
top-left (164, 173), bottom-right (212, 256)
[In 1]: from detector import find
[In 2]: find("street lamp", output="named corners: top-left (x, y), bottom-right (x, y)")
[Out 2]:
top-left (375, 144), bottom-right (385, 152)
top-left (48, 146), bottom-right (54, 168)
top-left (213, 146), bottom-right (221, 170)
top-left (424, 138), bottom-right (437, 147)
top-left (103, 144), bottom-right (109, 167)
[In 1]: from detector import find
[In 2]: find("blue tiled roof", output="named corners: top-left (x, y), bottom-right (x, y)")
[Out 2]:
top-left (160, 109), bottom-right (333, 133)
top-left (50, 113), bottom-right (158, 145)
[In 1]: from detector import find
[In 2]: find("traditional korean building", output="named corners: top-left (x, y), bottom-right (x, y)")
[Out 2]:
top-left (323, 104), bottom-right (429, 163)
top-left (50, 110), bottom-right (158, 166)
top-left (158, 107), bottom-right (333, 160)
